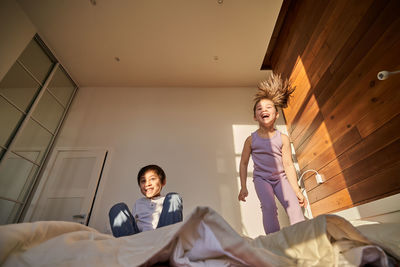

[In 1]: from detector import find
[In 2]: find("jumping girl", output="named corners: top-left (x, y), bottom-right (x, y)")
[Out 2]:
top-left (238, 73), bottom-right (307, 234)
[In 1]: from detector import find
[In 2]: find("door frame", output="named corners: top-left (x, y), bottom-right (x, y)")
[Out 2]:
top-left (24, 147), bottom-right (112, 227)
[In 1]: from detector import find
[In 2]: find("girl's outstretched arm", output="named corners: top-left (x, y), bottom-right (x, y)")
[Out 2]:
top-left (238, 136), bottom-right (252, 202)
top-left (281, 134), bottom-right (308, 208)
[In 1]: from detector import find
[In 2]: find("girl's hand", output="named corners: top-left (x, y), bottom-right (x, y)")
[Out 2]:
top-left (296, 191), bottom-right (308, 207)
top-left (238, 188), bottom-right (248, 202)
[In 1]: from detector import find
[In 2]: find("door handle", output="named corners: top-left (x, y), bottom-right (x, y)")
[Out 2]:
top-left (72, 214), bottom-right (86, 219)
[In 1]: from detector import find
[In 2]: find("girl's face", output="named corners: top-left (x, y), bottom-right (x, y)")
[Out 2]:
top-left (254, 98), bottom-right (278, 126)
top-left (139, 170), bottom-right (165, 199)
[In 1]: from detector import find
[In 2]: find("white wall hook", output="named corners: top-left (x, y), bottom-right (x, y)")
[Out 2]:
top-left (298, 169), bottom-right (324, 185)
top-left (377, 70), bottom-right (400, 80)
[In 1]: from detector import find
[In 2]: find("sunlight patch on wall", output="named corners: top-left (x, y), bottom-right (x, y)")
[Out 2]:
top-left (286, 57), bottom-right (344, 216)
top-left (232, 124), bottom-right (263, 237)
top-left (311, 187), bottom-right (353, 216)
top-left (298, 120), bottom-right (334, 171)
top-left (235, 175), bottom-right (265, 237)
top-left (285, 56), bottom-right (312, 124)
top-left (287, 57), bottom-right (334, 171)
top-left (232, 125), bottom-right (258, 154)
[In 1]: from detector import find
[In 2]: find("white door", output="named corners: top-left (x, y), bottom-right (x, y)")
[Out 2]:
top-left (32, 149), bottom-right (107, 225)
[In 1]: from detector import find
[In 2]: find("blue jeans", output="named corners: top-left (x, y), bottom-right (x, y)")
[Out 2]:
top-left (109, 192), bottom-right (183, 237)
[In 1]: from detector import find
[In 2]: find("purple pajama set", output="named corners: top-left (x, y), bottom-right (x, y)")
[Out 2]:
top-left (251, 130), bottom-right (304, 234)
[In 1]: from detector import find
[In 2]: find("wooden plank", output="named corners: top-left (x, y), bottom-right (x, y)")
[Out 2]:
top-left (270, 0), bottom-right (400, 216)
top-left (307, 1), bottom-right (374, 87)
top-left (261, 0), bottom-right (293, 70)
top-left (284, 59), bottom-right (314, 129)
top-left (310, 187), bottom-right (352, 216)
top-left (342, 114), bottom-right (400, 167)
top-left (307, 138), bottom-right (400, 204)
top-left (348, 163), bottom-right (400, 204)
top-left (319, 11), bottom-right (400, 131)
top-left (311, 162), bottom-right (400, 215)
top-left (329, 189), bottom-right (400, 215)
top-left (271, 0), bottom-right (327, 76)
top-left (295, 113), bottom-right (362, 170)
top-left (305, 113), bottom-right (400, 184)
top-left (314, 0), bottom-right (395, 107)
top-left (294, 116), bottom-right (361, 170)
top-left (306, 113), bottom-right (400, 192)
top-left (284, 0), bottom-right (350, 121)
top-left (321, 33), bottom-right (400, 144)
top-left (356, 67), bottom-right (400, 138)
top-left (302, 127), bottom-right (361, 190)
top-left (287, 2), bottom-right (398, 152)
top-left (307, 172), bottom-right (347, 205)
top-left (295, 122), bottom-right (333, 169)
top-left (270, 0), bottom-right (303, 74)
top-left (291, 109), bottom-right (323, 151)
top-left (299, 0), bottom-right (351, 72)
top-left (290, 95), bottom-right (321, 147)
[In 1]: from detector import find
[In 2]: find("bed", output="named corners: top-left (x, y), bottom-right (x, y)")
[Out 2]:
top-left (0, 206), bottom-right (399, 266)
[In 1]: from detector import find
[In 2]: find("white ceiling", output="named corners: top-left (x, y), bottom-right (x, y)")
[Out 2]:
top-left (17, 0), bottom-right (282, 88)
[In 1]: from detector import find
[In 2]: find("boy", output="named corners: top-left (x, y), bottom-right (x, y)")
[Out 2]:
top-left (109, 165), bottom-right (183, 237)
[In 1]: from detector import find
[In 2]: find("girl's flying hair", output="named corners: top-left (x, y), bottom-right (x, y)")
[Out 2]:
top-left (254, 73), bottom-right (295, 109)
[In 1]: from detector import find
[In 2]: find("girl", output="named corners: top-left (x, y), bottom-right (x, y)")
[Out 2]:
top-left (238, 73), bottom-right (307, 234)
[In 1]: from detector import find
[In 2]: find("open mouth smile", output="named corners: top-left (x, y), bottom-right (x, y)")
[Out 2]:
top-left (261, 113), bottom-right (270, 119)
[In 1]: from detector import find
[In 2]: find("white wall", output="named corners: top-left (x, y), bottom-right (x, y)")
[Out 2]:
top-left (0, 0), bottom-right (290, 237)
top-left (48, 86), bottom-right (291, 236)
top-left (0, 0), bottom-right (36, 81)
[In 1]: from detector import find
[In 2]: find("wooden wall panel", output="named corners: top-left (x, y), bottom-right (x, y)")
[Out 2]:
top-left (313, 0), bottom-right (399, 107)
top-left (310, 163), bottom-right (400, 215)
top-left (357, 67), bottom-right (400, 137)
top-left (307, 139), bottom-right (400, 204)
top-left (304, 112), bottom-right (400, 191)
top-left (321, 22), bottom-right (400, 143)
top-left (268, 0), bottom-right (400, 216)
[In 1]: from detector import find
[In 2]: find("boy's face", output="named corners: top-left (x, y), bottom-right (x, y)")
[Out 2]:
top-left (254, 98), bottom-right (279, 126)
top-left (139, 170), bottom-right (165, 199)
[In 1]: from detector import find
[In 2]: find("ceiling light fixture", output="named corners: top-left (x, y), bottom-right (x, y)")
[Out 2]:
top-left (114, 57), bottom-right (120, 62)
top-left (90, 0), bottom-right (97, 6)
top-left (217, 0), bottom-right (223, 4)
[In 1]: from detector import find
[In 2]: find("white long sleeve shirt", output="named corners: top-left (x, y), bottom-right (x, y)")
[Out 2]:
top-left (132, 195), bottom-right (165, 232)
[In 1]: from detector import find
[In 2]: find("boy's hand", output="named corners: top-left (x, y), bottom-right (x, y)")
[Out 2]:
top-left (238, 188), bottom-right (248, 202)
top-left (296, 191), bottom-right (308, 207)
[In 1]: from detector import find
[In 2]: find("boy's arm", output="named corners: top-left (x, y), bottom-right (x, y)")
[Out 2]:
top-left (238, 136), bottom-right (252, 202)
top-left (281, 134), bottom-right (308, 207)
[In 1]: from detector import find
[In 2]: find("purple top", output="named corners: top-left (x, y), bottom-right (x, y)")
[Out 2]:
top-left (251, 130), bottom-right (285, 180)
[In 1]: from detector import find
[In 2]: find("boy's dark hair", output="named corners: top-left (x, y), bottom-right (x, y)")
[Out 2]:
top-left (137, 164), bottom-right (166, 185)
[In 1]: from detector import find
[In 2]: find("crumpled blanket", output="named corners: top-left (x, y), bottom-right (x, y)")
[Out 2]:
top-left (0, 206), bottom-right (398, 266)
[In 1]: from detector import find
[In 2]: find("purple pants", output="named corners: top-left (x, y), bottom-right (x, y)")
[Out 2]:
top-left (253, 176), bottom-right (305, 234)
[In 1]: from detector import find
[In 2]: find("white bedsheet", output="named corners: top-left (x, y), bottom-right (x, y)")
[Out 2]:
top-left (0, 206), bottom-right (399, 266)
